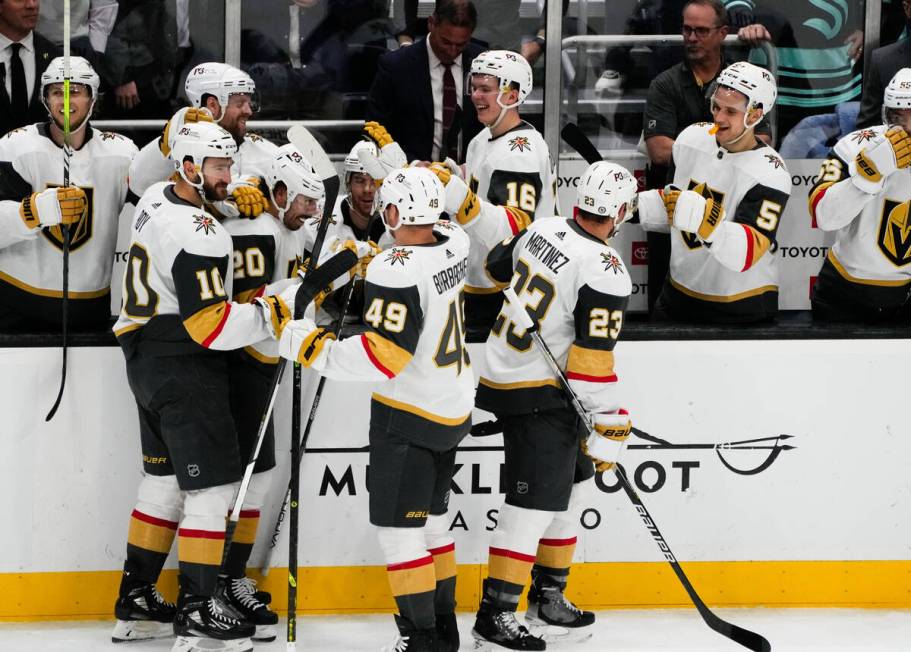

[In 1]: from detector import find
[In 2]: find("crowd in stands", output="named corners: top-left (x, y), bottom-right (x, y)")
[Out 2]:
top-left (1, 0), bottom-right (910, 333)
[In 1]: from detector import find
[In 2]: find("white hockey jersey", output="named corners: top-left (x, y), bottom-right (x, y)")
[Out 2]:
top-left (645, 122), bottom-right (791, 322)
top-left (113, 182), bottom-right (273, 358)
top-left (0, 124), bottom-right (137, 327)
top-left (477, 217), bottom-right (631, 416)
top-left (310, 220), bottom-right (474, 448)
top-left (461, 121), bottom-right (558, 295)
top-left (128, 131), bottom-right (278, 197)
top-left (809, 125), bottom-right (911, 308)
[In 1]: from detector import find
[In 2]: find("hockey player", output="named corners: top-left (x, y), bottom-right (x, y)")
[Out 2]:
top-left (431, 50), bottom-right (557, 332)
top-left (808, 68), bottom-right (911, 322)
top-left (472, 161), bottom-right (638, 651)
top-left (637, 61), bottom-right (791, 323)
top-left (112, 121), bottom-right (298, 652)
top-left (0, 56), bottom-right (137, 331)
top-left (277, 167), bottom-right (474, 652)
top-left (129, 62), bottom-right (276, 219)
top-left (300, 139), bottom-right (386, 325)
top-left (217, 143), bottom-right (329, 640)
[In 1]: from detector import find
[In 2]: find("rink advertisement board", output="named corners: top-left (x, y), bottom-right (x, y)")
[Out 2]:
top-left (2, 339), bottom-right (911, 618)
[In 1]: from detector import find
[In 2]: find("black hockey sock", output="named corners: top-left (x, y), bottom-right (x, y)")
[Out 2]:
top-left (482, 576), bottom-right (525, 612)
top-left (125, 509), bottom-right (178, 585)
top-left (429, 542), bottom-right (457, 614)
top-left (531, 563), bottom-right (570, 591)
top-left (222, 509), bottom-right (260, 578)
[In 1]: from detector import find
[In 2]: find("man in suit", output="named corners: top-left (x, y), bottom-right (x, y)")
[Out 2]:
top-left (366, 0), bottom-right (484, 164)
top-left (0, 0), bottom-right (58, 136)
top-left (856, 0), bottom-right (911, 129)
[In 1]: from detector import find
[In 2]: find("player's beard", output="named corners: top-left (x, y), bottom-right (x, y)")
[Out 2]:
top-left (203, 182), bottom-right (229, 202)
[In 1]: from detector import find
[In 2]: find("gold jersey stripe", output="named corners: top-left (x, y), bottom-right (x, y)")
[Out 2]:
top-left (742, 225), bottom-right (772, 271)
top-left (0, 270), bottom-right (109, 299)
top-left (114, 322), bottom-right (143, 338)
top-left (566, 345), bottom-right (614, 379)
top-left (669, 277), bottom-right (778, 303)
top-left (363, 332), bottom-right (413, 376)
top-left (478, 377), bottom-right (560, 391)
top-left (372, 393), bottom-right (470, 427)
top-left (464, 284), bottom-right (504, 295)
top-left (828, 250), bottom-right (911, 287)
top-left (183, 301), bottom-right (229, 346)
top-left (233, 286), bottom-right (262, 304)
top-left (243, 345), bottom-right (279, 365)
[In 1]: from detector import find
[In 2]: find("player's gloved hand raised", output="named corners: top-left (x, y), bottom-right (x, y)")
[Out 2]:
top-left (278, 316), bottom-right (336, 369)
top-left (227, 177), bottom-right (269, 218)
top-left (363, 121), bottom-right (394, 148)
top-left (429, 162), bottom-right (481, 225)
top-left (160, 107), bottom-right (213, 157)
top-left (582, 409), bottom-right (631, 472)
top-left (19, 186), bottom-right (87, 230)
top-left (672, 187), bottom-right (725, 242)
top-left (327, 236), bottom-right (381, 278)
top-left (254, 294), bottom-right (292, 339)
top-left (853, 127), bottom-right (911, 193)
top-left (359, 123), bottom-right (408, 182)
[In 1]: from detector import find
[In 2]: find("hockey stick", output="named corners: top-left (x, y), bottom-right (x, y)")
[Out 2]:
top-left (220, 249), bottom-right (356, 566)
top-left (560, 122), bottom-right (602, 165)
top-left (501, 286), bottom-right (771, 652)
top-left (45, 0), bottom-right (72, 422)
top-left (285, 124), bottom-right (341, 650)
top-left (260, 209), bottom-right (380, 576)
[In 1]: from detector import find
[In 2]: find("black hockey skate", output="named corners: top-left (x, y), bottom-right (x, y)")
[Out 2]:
top-left (172, 594), bottom-right (254, 652)
top-left (219, 575), bottom-right (278, 642)
top-left (471, 601), bottom-right (546, 650)
top-left (112, 581), bottom-right (176, 643)
top-left (436, 611), bottom-right (460, 652)
top-left (380, 614), bottom-right (439, 652)
top-left (525, 575), bottom-right (595, 644)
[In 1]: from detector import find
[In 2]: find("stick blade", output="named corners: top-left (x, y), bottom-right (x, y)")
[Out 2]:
top-left (560, 123), bottom-right (603, 165)
top-left (707, 618), bottom-right (771, 652)
top-left (286, 124), bottom-right (337, 182)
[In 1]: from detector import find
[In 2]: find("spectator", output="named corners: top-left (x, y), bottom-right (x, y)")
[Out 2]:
top-left (0, 0), bottom-right (58, 136)
top-left (366, 0), bottom-right (484, 163)
top-left (37, 0), bottom-right (118, 62)
top-left (0, 56), bottom-right (136, 332)
top-left (638, 62), bottom-right (791, 324)
top-left (398, 0), bottom-right (523, 52)
top-left (642, 0), bottom-right (769, 313)
top-left (96, 0), bottom-right (179, 119)
top-left (734, 0), bottom-right (866, 141)
top-left (808, 69), bottom-right (911, 322)
top-left (856, 0), bottom-right (911, 129)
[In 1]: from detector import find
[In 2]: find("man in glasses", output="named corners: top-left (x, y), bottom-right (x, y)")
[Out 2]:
top-left (642, 0), bottom-right (769, 314)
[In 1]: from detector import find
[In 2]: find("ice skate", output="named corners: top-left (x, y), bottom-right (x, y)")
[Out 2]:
top-left (525, 576), bottom-right (594, 644)
top-left (379, 614), bottom-right (438, 651)
top-left (219, 575), bottom-right (278, 642)
top-left (471, 601), bottom-right (545, 650)
top-left (436, 611), bottom-right (460, 652)
top-left (171, 594), bottom-right (253, 652)
top-left (112, 581), bottom-right (176, 642)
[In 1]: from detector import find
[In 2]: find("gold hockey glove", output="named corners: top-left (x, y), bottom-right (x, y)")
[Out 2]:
top-left (581, 409), bottom-right (631, 473)
top-left (20, 186), bottom-right (87, 229)
top-left (231, 183), bottom-right (268, 218)
top-left (255, 294), bottom-right (292, 339)
top-left (363, 121), bottom-right (394, 148)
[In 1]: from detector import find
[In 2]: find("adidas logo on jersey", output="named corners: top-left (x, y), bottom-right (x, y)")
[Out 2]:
top-left (555, 231), bottom-right (566, 240)
top-left (446, 249), bottom-right (454, 259)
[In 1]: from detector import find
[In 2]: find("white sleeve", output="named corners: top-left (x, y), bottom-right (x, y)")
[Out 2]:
top-left (129, 138), bottom-right (174, 197)
top-left (814, 178), bottom-right (876, 231)
top-left (0, 201), bottom-right (38, 248)
top-left (637, 189), bottom-right (671, 233)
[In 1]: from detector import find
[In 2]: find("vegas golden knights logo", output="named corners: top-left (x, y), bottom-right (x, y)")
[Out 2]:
top-left (877, 199), bottom-right (911, 267)
top-left (40, 184), bottom-right (94, 252)
top-left (681, 181), bottom-right (725, 250)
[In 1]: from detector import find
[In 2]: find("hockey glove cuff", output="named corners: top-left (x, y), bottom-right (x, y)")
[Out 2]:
top-left (21, 186), bottom-right (87, 229)
top-left (673, 189), bottom-right (725, 242)
top-left (255, 294), bottom-right (292, 339)
top-left (582, 409), bottom-right (631, 472)
top-left (636, 189), bottom-right (674, 231)
top-left (852, 130), bottom-right (909, 192)
top-left (438, 172), bottom-right (480, 225)
top-left (278, 317), bottom-right (336, 368)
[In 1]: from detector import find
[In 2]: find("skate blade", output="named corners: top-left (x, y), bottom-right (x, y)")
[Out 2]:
top-left (171, 635), bottom-right (253, 652)
top-left (526, 622), bottom-right (593, 645)
top-left (470, 628), bottom-right (541, 651)
top-left (112, 619), bottom-right (173, 642)
top-left (252, 624), bottom-right (277, 642)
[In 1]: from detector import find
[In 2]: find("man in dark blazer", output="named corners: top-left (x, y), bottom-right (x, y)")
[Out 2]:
top-left (0, 0), bottom-right (59, 136)
top-left (856, 0), bottom-right (911, 129)
top-left (366, 0), bottom-right (484, 164)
